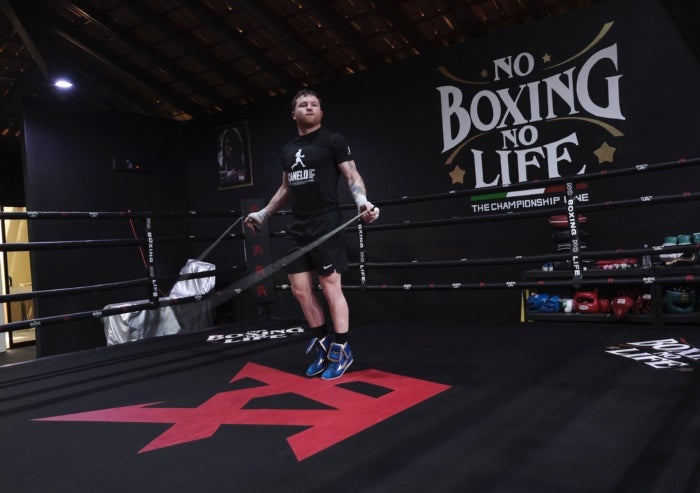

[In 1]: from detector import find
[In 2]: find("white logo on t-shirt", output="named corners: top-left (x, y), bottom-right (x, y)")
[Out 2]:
top-left (292, 149), bottom-right (306, 169)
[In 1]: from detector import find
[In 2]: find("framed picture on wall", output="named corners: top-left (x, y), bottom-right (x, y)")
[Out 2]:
top-left (216, 122), bottom-right (253, 189)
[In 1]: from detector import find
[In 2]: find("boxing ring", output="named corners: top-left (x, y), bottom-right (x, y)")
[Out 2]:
top-left (1, 156), bottom-right (700, 492)
top-left (2, 156), bottom-right (699, 339)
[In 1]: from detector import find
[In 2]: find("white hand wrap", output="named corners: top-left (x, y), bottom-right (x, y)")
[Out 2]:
top-left (354, 193), bottom-right (368, 208)
top-left (247, 208), bottom-right (267, 225)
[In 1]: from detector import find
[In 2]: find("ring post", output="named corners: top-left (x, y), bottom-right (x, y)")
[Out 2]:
top-left (144, 216), bottom-right (160, 303)
top-left (357, 220), bottom-right (367, 291)
top-left (565, 181), bottom-right (583, 288)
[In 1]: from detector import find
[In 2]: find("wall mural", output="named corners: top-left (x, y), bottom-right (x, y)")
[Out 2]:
top-left (437, 21), bottom-right (626, 215)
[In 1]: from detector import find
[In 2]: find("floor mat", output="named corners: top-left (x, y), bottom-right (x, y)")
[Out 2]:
top-left (1, 318), bottom-right (699, 493)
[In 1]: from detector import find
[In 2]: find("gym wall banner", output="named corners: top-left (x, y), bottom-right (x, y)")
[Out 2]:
top-left (436, 18), bottom-right (625, 215)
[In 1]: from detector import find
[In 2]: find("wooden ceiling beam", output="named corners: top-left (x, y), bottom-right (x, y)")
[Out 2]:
top-left (372, 1), bottom-right (431, 55)
top-left (182, 0), bottom-right (300, 90)
top-left (116, 0), bottom-right (259, 106)
top-left (53, 25), bottom-right (201, 118)
top-left (62, 0), bottom-right (222, 114)
top-left (237, 0), bottom-right (340, 76)
top-left (0, 0), bottom-right (50, 77)
top-left (301, 0), bottom-right (382, 65)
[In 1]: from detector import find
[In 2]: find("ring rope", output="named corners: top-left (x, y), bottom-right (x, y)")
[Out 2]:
top-left (277, 274), bottom-right (697, 292)
top-left (260, 156), bottom-right (700, 220)
top-left (0, 232), bottom-right (248, 252)
top-left (0, 210), bottom-right (369, 332)
top-left (2, 156), bottom-right (699, 334)
top-left (1, 285), bottom-right (243, 332)
top-left (350, 244), bottom-right (700, 270)
top-left (0, 265), bottom-right (246, 304)
top-left (3, 242), bottom-right (693, 305)
top-left (343, 276), bottom-right (695, 291)
top-left (0, 291), bottom-right (223, 332)
top-left (13, 267), bottom-right (694, 332)
top-left (5, 241), bottom-right (694, 305)
top-left (1, 220), bottom-right (695, 330)
top-left (0, 210), bottom-right (243, 220)
top-left (358, 190), bottom-right (700, 233)
top-left (2, 156), bottom-right (697, 225)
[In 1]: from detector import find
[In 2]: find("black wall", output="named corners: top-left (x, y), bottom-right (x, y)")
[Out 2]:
top-left (185, 0), bottom-right (700, 324)
top-left (20, 0), bottom-right (700, 356)
top-left (22, 99), bottom-right (197, 355)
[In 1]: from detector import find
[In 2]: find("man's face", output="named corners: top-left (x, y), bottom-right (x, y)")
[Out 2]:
top-left (292, 95), bottom-right (323, 129)
top-left (224, 136), bottom-right (233, 156)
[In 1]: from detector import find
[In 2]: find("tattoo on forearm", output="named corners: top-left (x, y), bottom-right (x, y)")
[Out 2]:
top-left (349, 183), bottom-right (366, 200)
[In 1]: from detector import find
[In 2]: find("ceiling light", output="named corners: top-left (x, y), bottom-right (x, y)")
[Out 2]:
top-left (53, 78), bottom-right (74, 89)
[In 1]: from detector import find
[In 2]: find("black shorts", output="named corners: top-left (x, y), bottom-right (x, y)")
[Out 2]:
top-left (285, 208), bottom-right (348, 276)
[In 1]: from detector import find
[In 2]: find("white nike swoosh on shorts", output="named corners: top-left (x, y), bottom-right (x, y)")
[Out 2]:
top-left (323, 264), bottom-right (333, 270)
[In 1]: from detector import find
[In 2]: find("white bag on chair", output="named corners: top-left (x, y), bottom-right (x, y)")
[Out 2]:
top-left (103, 259), bottom-right (215, 345)
top-left (168, 259), bottom-right (215, 298)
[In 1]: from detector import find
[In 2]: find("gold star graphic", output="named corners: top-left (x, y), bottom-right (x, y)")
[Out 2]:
top-left (542, 53), bottom-right (551, 63)
top-left (480, 68), bottom-right (488, 79)
top-left (594, 142), bottom-right (616, 164)
top-left (449, 165), bottom-right (466, 184)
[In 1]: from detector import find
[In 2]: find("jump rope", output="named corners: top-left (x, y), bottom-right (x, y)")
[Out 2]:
top-left (157, 208), bottom-right (374, 309)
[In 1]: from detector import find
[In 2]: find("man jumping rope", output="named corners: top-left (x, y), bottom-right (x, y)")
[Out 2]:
top-left (245, 89), bottom-right (379, 380)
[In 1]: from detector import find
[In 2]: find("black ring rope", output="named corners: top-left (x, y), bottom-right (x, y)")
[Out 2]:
top-left (0, 210), bottom-right (369, 332)
top-left (2, 156), bottom-right (699, 334)
top-left (0, 266), bottom-right (246, 304)
top-left (10, 270), bottom-right (694, 332)
top-left (269, 156), bottom-right (699, 212)
top-left (348, 244), bottom-right (700, 270)
top-left (0, 238), bottom-right (143, 252)
top-left (4, 240), bottom-right (694, 306)
top-left (0, 279), bottom-right (150, 303)
top-left (352, 190), bottom-right (700, 233)
top-left (341, 275), bottom-right (695, 290)
top-left (0, 233), bottom-right (247, 252)
top-left (277, 274), bottom-right (698, 292)
top-left (0, 281), bottom-right (264, 332)
top-left (3, 155), bottom-right (697, 227)
top-left (0, 210), bottom-right (243, 220)
top-left (261, 189), bottom-right (700, 237)
top-left (0, 293), bottom-right (217, 332)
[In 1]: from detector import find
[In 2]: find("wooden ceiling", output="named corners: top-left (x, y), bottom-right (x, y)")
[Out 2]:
top-left (0, 0), bottom-right (606, 137)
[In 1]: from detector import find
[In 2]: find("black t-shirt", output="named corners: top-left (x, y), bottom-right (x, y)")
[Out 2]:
top-left (281, 127), bottom-right (352, 216)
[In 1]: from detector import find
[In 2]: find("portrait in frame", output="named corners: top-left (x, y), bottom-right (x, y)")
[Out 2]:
top-left (217, 122), bottom-right (253, 189)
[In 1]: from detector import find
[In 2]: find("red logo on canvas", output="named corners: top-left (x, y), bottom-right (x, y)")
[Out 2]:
top-left (35, 363), bottom-right (450, 461)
